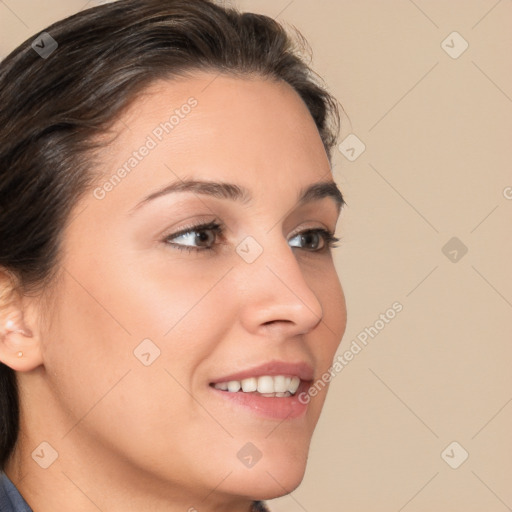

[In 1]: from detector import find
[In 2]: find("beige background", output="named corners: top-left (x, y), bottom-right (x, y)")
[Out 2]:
top-left (1, 1), bottom-right (511, 511)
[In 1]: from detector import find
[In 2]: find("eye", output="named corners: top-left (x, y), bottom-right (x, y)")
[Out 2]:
top-left (164, 221), bottom-right (223, 252)
top-left (163, 222), bottom-right (339, 254)
top-left (289, 228), bottom-right (339, 252)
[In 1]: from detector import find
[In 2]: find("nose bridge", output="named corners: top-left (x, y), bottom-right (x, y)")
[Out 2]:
top-left (235, 231), bottom-right (324, 335)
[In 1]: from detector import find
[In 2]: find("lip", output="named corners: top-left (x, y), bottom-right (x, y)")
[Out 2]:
top-left (209, 360), bottom-right (314, 420)
top-left (210, 379), bottom-right (311, 420)
top-left (209, 360), bottom-right (314, 384)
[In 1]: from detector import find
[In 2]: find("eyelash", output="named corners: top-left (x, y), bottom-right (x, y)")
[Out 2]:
top-left (163, 220), bottom-right (340, 254)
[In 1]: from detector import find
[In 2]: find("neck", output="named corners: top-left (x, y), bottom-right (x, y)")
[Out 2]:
top-left (6, 383), bottom-right (255, 512)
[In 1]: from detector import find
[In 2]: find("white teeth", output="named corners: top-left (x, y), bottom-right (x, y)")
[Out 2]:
top-left (213, 375), bottom-right (302, 395)
top-left (274, 375), bottom-right (287, 393)
top-left (227, 380), bottom-right (241, 392)
top-left (289, 376), bottom-right (300, 394)
top-left (257, 376), bottom-right (274, 394)
top-left (241, 377), bottom-right (257, 392)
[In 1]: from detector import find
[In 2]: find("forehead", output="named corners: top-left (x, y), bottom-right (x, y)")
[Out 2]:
top-left (91, 72), bottom-right (331, 209)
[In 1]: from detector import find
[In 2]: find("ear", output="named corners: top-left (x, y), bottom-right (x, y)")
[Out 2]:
top-left (0, 269), bottom-right (43, 372)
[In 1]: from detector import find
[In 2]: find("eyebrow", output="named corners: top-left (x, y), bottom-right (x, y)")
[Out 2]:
top-left (132, 178), bottom-right (345, 214)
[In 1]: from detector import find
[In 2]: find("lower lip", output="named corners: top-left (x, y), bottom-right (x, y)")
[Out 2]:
top-left (209, 380), bottom-right (311, 420)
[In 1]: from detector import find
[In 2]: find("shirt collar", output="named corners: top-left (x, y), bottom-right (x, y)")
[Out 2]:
top-left (0, 472), bottom-right (33, 512)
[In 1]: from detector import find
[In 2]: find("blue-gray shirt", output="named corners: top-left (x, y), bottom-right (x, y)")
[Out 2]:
top-left (0, 473), bottom-right (32, 512)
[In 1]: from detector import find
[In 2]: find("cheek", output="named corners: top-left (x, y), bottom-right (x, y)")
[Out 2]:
top-left (310, 263), bottom-right (347, 356)
top-left (40, 276), bottom-right (136, 420)
top-left (300, 265), bottom-right (346, 410)
top-left (325, 274), bottom-right (347, 344)
top-left (40, 268), bottom-right (235, 474)
top-left (42, 256), bottom-right (232, 406)
top-left (112, 255), bottom-right (234, 361)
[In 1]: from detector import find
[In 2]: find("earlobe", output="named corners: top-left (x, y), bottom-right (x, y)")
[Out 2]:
top-left (0, 270), bottom-right (43, 372)
top-left (0, 308), bottom-right (43, 372)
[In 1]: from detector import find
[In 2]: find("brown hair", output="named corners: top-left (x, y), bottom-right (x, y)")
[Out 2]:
top-left (0, 0), bottom-right (341, 469)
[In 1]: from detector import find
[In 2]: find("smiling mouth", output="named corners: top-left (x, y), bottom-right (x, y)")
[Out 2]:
top-left (210, 375), bottom-right (301, 397)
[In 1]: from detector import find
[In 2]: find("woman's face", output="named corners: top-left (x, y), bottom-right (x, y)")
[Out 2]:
top-left (34, 73), bottom-right (346, 504)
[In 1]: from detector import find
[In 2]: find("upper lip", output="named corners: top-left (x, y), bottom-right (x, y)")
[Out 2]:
top-left (209, 360), bottom-right (314, 384)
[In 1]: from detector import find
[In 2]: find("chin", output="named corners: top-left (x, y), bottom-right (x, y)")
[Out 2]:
top-left (227, 466), bottom-right (307, 502)
top-left (223, 442), bottom-right (310, 501)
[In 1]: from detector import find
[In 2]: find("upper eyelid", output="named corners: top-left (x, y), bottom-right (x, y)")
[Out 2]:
top-left (160, 218), bottom-right (222, 240)
top-left (167, 222), bottom-right (335, 239)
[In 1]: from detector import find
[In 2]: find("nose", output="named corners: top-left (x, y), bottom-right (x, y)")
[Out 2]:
top-left (236, 236), bottom-right (324, 338)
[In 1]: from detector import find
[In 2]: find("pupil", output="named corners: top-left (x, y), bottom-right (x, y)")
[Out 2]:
top-left (303, 232), bottom-right (318, 249)
top-left (196, 230), bottom-right (212, 245)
